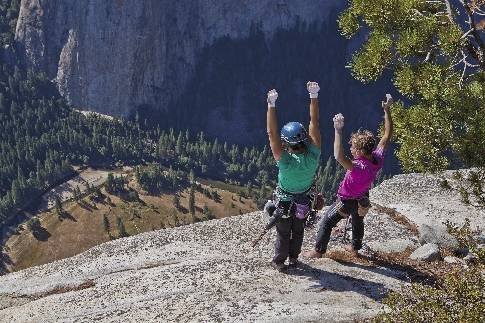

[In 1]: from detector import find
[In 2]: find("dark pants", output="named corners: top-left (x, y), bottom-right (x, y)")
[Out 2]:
top-left (314, 198), bottom-right (364, 253)
top-left (272, 201), bottom-right (306, 264)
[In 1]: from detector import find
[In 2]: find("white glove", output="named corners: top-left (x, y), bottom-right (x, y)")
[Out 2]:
top-left (382, 94), bottom-right (393, 110)
top-left (333, 113), bottom-right (344, 130)
top-left (267, 89), bottom-right (278, 107)
top-left (307, 81), bottom-right (320, 99)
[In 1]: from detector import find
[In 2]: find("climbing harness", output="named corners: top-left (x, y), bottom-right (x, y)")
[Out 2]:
top-left (252, 184), bottom-right (316, 248)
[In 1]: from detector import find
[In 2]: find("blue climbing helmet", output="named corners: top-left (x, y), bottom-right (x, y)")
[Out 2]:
top-left (281, 122), bottom-right (308, 145)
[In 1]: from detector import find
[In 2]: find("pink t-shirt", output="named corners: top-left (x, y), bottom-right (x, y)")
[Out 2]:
top-left (337, 147), bottom-right (385, 200)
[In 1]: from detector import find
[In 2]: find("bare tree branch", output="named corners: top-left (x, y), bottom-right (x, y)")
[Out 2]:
top-left (459, 51), bottom-right (468, 88)
top-left (463, 1), bottom-right (485, 54)
top-left (425, 50), bottom-right (433, 62)
top-left (476, 6), bottom-right (485, 15)
top-left (462, 28), bottom-right (475, 39)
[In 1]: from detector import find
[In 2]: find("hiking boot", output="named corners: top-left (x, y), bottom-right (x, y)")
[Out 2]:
top-left (343, 244), bottom-right (360, 257)
top-left (301, 249), bottom-right (323, 259)
top-left (288, 258), bottom-right (299, 267)
top-left (271, 261), bottom-right (288, 273)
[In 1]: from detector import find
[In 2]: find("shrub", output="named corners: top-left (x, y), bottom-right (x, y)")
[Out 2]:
top-left (375, 220), bottom-right (485, 322)
top-left (375, 268), bottom-right (484, 322)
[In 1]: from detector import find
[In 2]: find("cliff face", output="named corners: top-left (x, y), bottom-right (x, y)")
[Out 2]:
top-left (15, 0), bottom-right (389, 149)
top-left (15, 0), bottom-right (341, 115)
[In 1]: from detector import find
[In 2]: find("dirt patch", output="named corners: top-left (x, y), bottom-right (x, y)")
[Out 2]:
top-left (105, 260), bottom-right (182, 276)
top-left (0, 280), bottom-right (95, 311)
top-left (41, 280), bottom-right (96, 298)
top-left (372, 204), bottom-right (419, 235)
top-left (326, 246), bottom-right (463, 286)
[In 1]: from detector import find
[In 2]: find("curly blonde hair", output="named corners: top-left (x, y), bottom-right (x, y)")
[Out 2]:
top-left (349, 129), bottom-right (376, 155)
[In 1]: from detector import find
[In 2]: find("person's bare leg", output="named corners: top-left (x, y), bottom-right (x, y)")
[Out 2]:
top-left (301, 249), bottom-right (323, 258)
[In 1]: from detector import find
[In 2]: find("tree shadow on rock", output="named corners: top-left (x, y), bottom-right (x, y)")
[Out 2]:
top-left (31, 226), bottom-right (51, 241)
top-left (58, 211), bottom-right (77, 222)
top-left (78, 200), bottom-right (95, 211)
top-left (289, 262), bottom-right (389, 302)
top-left (334, 258), bottom-right (436, 286)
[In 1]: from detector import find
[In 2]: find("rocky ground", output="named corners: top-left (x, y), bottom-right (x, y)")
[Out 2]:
top-left (0, 171), bottom-right (482, 322)
top-left (371, 171), bottom-right (485, 230)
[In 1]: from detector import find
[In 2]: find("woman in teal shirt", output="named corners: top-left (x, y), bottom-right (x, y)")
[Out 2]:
top-left (266, 82), bottom-right (321, 272)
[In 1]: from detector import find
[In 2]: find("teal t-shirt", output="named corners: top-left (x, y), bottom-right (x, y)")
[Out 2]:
top-left (277, 144), bottom-right (321, 198)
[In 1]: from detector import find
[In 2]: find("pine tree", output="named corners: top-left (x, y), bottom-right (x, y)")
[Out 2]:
top-left (0, 93), bottom-right (4, 113)
top-left (116, 216), bottom-right (128, 238)
top-left (135, 166), bottom-right (141, 182)
top-left (198, 131), bottom-right (205, 144)
top-left (27, 217), bottom-right (40, 233)
top-left (73, 186), bottom-right (79, 201)
top-left (211, 190), bottom-right (220, 203)
top-left (189, 169), bottom-right (195, 186)
top-left (189, 187), bottom-right (195, 215)
top-left (171, 208), bottom-right (179, 227)
top-left (54, 195), bottom-right (62, 215)
top-left (74, 186), bottom-right (82, 202)
top-left (175, 132), bottom-right (183, 155)
top-left (203, 204), bottom-right (215, 220)
top-left (106, 173), bottom-right (114, 192)
top-left (94, 186), bottom-right (103, 199)
top-left (173, 194), bottom-right (180, 210)
top-left (103, 214), bottom-right (110, 233)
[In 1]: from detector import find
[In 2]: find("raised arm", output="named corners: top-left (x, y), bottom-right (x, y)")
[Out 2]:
top-left (377, 94), bottom-right (393, 150)
top-left (333, 114), bottom-right (353, 170)
top-left (267, 89), bottom-right (282, 161)
top-left (307, 81), bottom-right (321, 147)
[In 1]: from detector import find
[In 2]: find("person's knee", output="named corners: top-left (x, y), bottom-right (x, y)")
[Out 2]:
top-left (319, 212), bottom-right (340, 231)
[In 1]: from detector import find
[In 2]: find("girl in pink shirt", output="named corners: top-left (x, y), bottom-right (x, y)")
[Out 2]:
top-left (304, 95), bottom-right (393, 258)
